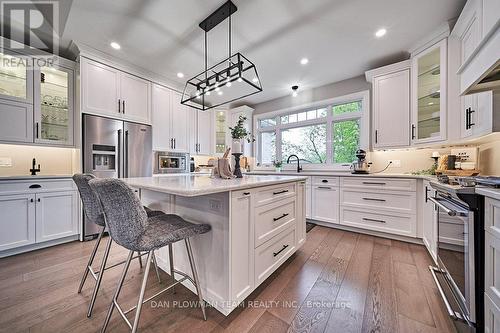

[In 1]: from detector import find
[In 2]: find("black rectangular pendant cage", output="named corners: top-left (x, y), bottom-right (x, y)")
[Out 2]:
top-left (181, 52), bottom-right (262, 111)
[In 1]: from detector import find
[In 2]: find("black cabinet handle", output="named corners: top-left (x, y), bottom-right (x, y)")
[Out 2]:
top-left (243, 192), bottom-right (250, 195)
top-left (273, 213), bottom-right (289, 222)
top-left (35, 122), bottom-right (39, 139)
top-left (362, 197), bottom-right (386, 202)
top-left (363, 217), bottom-right (386, 224)
top-left (273, 244), bottom-right (289, 257)
top-left (273, 189), bottom-right (289, 195)
top-left (465, 107), bottom-right (470, 129)
top-left (375, 130), bottom-right (378, 144)
top-left (173, 138), bottom-right (176, 149)
top-left (318, 186), bottom-right (331, 189)
top-left (468, 109), bottom-right (475, 128)
top-left (37, 198), bottom-right (40, 202)
top-left (118, 99), bottom-right (121, 113)
top-left (425, 186), bottom-right (430, 203)
top-left (122, 100), bottom-right (125, 114)
top-left (362, 182), bottom-right (386, 185)
top-left (321, 179), bottom-right (328, 183)
top-left (29, 184), bottom-right (41, 189)
top-left (411, 124), bottom-right (416, 140)
top-left (30, 198), bottom-right (34, 203)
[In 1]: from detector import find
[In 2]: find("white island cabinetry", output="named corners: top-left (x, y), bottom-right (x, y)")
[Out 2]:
top-left (125, 175), bottom-right (306, 316)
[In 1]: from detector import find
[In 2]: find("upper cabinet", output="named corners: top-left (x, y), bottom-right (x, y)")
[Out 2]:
top-left (0, 42), bottom-right (75, 147)
top-left (366, 61), bottom-right (411, 149)
top-left (80, 57), bottom-right (150, 124)
top-left (0, 50), bottom-right (33, 104)
top-left (411, 39), bottom-right (447, 144)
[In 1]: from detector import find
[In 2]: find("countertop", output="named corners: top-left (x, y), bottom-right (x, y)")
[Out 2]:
top-left (246, 170), bottom-right (436, 180)
top-left (0, 175), bottom-right (73, 181)
top-left (123, 174), bottom-right (308, 197)
top-left (476, 187), bottom-right (500, 200)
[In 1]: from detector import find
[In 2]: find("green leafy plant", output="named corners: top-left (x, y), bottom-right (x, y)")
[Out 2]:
top-left (273, 160), bottom-right (283, 168)
top-left (229, 115), bottom-right (255, 143)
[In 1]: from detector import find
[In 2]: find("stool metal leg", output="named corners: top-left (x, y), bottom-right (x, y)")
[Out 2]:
top-left (152, 250), bottom-right (161, 284)
top-left (101, 250), bottom-right (134, 333)
top-left (131, 251), bottom-right (153, 333)
top-left (137, 251), bottom-right (143, 268)
top-left (185, 239), bottom-right (207, 321)
top-left (168, 244), bottom-right (175, 293)
top-left (88, 235), bottom-right (112, 317)
top-left (78, 226), bottom-right (105, 293)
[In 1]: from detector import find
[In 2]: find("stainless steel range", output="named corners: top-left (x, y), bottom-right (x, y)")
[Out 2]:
top-left (429, 182), bottom-right (484, 332)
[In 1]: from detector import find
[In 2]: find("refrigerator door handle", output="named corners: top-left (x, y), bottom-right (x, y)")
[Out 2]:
top-left (117, 129), bottom-right (122, 178)
top-left (125, 130), bottom-right (129, 178)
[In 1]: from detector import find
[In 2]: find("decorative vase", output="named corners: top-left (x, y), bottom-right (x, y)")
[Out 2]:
top-left (231, 140), bottom-right (242, 154)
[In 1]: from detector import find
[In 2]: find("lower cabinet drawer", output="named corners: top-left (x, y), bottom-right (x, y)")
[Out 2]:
top-left (0, 179), bottom-right (75, 194)
top-left (255, 227), bottom-right (296, 285)
top-left (340, 208), bottom-right (416, 237)
top-left (341, 189), bottom-right (416, 214)
top-left (341, 177), bottom-right (417, 192)
top-left (255, 197), bottom-right (296, 247)
top-left (255, 183), bottom-right (296, 207)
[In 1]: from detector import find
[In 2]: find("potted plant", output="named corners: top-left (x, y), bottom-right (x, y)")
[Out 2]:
top-left (229, 115), bottom-right (255, 154)
top-left (273, 160), bottom-right (283, 172)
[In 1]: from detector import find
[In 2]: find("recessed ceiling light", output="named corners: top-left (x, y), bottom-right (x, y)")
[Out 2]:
top-left (375, 28), bottom-right (387, 38)
top-left (292, 85), bottom-right (299, 97)
top-left (110, 42), bottom-right (121, 50)
top-left (300, 58), bottom-right (309, 65)
top-left (252, 77), bottom-right (259, 83)
top-left (177, 72), bottom-right (184, 78)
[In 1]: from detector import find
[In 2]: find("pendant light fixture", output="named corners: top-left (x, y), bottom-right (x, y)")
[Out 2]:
top-left (181, 1), bottom-right (262, 111)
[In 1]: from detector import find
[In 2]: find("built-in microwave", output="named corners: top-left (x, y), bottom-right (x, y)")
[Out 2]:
top-left (153, 151), bottom-right (189, 173)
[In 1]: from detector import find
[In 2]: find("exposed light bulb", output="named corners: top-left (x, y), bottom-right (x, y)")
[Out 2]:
top-left (218, 91), bottom-right (223, 96)
top-left (215, 87), bottom-right (220, 91)
top-left (252, 77), bottom-right (259, 83)
top-left (237, 77), bottom-right (243, 82)
top-left (226, 81), bottom-right (232, 87)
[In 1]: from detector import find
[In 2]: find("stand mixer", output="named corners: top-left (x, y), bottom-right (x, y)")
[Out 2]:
top-left (350, 149), bottom-right (371, 174)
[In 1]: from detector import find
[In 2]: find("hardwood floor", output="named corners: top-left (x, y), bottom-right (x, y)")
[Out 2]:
top-left (0, 226), bottom-right (456, 333)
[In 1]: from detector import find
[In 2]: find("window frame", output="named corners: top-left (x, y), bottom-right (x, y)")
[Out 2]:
top-left (254, 90), bottom-right (370, 171)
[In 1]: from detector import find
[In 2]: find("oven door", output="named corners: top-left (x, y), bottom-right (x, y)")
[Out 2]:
top-left (429, 194), bottom-right (475, 329)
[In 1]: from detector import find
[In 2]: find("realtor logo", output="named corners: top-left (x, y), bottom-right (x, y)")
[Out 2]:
top-left (1, 0), bottom-right (59, 55)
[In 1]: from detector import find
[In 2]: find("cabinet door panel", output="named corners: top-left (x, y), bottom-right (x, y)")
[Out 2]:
top-left (120, 73), bottom-right (150, 124)
top-left (152, 84), bottom-right (172, 151)
top-left (81, 58), bottom-right (120, 117)
top-left (373, 70), bottom-right (410, 148)
top-left (422, 182), bottom-right (437, 261)
top-left (197, 110), bottom-right (213, 155)
top-left (0, 50), bottom-right (33, 104)
top-left (0, 100), bottom-right (33, 143)
top-left (0, 194), bottom-right (35, 251)
top-left (170, 92), bottom-right (189, 152)
top-left (306, 184), bottom-right (312, 219)
top-left (35, 191), bottom-right (78, 242)
top-left (311, 185), bottom-right (339, 224)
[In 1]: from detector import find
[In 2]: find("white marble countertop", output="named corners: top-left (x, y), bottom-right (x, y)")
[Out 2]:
top-left (123, 174), bottom-right (308, 197)
top-left (476, 187), bottom-right (500, 200)
top-left (0, 174), bottom-right (73, 181)
top-left (246, 170), bottom-right (436, 180)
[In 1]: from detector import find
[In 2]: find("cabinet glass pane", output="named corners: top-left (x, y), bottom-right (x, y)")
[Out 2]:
top-left (417, 47), bottom-right (441, 140)
top-left (215, 111), bottom-right (226, 153)
top-left (0, 52), bottom-right (27, 99)
top-left (40, 67), bottom-right (69, 142)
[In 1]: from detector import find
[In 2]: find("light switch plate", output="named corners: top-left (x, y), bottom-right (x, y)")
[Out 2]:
top-left (0, 157), bottom-right (12, 167)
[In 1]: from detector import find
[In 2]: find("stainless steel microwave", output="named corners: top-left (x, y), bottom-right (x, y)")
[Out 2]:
top-left (153, 151), bottom-right (189, 173)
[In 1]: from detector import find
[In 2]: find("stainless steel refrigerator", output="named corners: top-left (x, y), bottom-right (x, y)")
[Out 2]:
top-left (82, 114), bottom-right (152, 238)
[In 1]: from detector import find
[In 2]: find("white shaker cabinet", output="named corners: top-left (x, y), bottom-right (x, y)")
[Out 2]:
top-left (0, 50), bottom-right (33, 105)
top-left (35, 191), bottom-right (79, 243)
top-left (81, 57), bottom-right (120, 117)
top-left (0, 100), bottom-right (34, 143)
top-left (366, 61), bottom-right (411, 149)
top-left (0, 193), bottom-right (36, 251)
top-left (196, 110), bottom-right (214, 155)
top-left (119, 72), bottom-right (150, 124)
top-left (422, 181), bottom-right (437, 261)
top-left (170, 92), bottom-right (189, 153)
top-left (311, 185), bottom-right (339, 224)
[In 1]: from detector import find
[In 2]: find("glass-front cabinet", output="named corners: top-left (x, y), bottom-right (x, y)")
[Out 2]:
top-left (33, 63), bottom-right (74, 145)
top-left (214, 109), bottom-right (227, 154)
top-left (411, 39), bottom-right (447, 144)
top-left (0, 50), bottom-right (33, 104)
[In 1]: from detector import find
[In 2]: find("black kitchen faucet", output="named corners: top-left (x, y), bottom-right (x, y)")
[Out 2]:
top-left (30, 158), bottom-right (41, 175)
top-left (287, 154), bottom-right (302, 173)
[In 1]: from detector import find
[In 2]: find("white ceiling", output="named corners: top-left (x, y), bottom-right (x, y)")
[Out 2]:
top-left (59, 0), bottom-right (465, 106)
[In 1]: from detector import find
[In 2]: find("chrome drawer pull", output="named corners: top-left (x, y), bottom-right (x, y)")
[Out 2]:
top-left (362, 197), bottom-right (386, 202)
top-left (273, 189), bottom-right (289, 195)
top-left (362, 181), bottom-right (386, 185)
top-left (273, 244), bottom-right (289, 257)
top-left (273, 213), bottom-right (289, 221)
top-left (362, 217), bottom-right (386, 224)
top-left (428, 197), bottom-right (457, 216)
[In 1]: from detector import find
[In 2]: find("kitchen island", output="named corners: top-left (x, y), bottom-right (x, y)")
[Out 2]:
top-left (123, 174), bottom-right (308, 315)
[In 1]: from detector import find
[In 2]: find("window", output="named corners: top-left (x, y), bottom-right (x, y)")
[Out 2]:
top-left (255, 91), bottom-right (368, 168)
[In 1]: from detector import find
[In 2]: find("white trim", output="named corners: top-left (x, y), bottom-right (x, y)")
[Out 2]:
top-left (254, 90), bottom-right (370, 170)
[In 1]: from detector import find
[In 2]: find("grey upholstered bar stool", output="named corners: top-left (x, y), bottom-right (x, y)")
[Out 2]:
top-left (89, 178), bottom-right (211, 333)
top-left (72, 174), bottom-right (163, 318)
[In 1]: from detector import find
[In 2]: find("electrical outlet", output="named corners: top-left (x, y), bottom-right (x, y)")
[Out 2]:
top-left (0, 157), bottom-right (12, 167)
top-left (389, 160), bottom-right (401, 167)
top-left (209, 199), bottom-right (222, 212)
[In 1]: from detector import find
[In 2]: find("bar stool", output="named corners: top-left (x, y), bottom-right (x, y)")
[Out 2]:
top-left (89, 178), bottom-right (211, 333)
top-left (72, 174), bottom-right (164, 318)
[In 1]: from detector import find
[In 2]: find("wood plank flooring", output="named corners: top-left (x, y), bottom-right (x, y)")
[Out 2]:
top-left (0, 226), bottom-right (456, 333)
